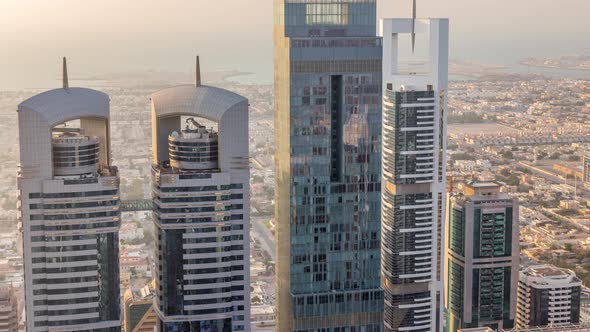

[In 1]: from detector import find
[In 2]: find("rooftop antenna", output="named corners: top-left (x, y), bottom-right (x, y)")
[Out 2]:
top-left (411, 0), bottom-right (416, 54)
top-left (62, 57), bottom-right (69, 90)
top-left (195, 55), bottom-right (201, 87)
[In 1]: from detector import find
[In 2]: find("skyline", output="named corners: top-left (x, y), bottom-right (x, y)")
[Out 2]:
top-left (1, 0), bottom-right (590, 90)
top-left (2, 1), bottom-right (590, 332)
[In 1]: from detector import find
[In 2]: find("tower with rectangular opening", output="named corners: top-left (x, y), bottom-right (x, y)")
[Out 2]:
top-left (380, 18), bottom-right (449, 332)
top-left (150, 79), bottom-right (250, 332)
top-left (17, 62), bottom-right (121, 332)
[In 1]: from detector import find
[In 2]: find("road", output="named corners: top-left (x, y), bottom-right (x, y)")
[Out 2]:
top-left (518, 161), bottom-right (590, 198)
top-left (251, 216), bottom-right (276, 261)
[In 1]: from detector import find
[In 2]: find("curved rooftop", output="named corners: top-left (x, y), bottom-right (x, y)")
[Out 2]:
top-left (18, 87), bottom-right (109, 127)
top-left (151, 85), bottom-right (247, 122)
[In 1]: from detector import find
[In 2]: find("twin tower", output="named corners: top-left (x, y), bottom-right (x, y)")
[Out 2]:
top-left (17, 58), bottom-right (250, 331)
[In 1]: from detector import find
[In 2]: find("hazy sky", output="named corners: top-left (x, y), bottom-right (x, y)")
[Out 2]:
top-left (1, 0), bottom-right (589, 89)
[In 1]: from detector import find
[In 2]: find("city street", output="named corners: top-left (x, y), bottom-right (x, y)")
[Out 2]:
top-left (251, 216), bottom-right (275, 261)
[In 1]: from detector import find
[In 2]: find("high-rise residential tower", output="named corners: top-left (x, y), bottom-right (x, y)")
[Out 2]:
top-left (445, 182), bottom-right (519, 332)
top-left (150, 58), bottom-right (250, 332)
top-left (379, 17), bottom-right (449, 332)
top-left (274, 0), bottom-right (384, 330)
top-left (17, 59), bottom-right (121, 331)
top-left (516, 265), bottom-right (582, 329)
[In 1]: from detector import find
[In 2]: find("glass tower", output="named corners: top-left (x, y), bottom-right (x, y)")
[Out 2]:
top-left (274, 1), bottom-right (383, 331)
top-left (445, 182), bottom-right (519, 332)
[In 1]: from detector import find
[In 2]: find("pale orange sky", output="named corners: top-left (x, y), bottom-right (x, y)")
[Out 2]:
top-left (0, 0), bottom-right (588, 89)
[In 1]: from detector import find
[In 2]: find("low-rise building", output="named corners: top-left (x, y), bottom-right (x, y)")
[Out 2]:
top-left (0, 287), bottom-right (18, 332)
top-left (120, 222), bottom-right (144, 242)
top-left (124, 282), bottom-right (157, 332)
top-left (560, 200), bottom-right (580, 210)
top-left (120, 251), bottom-right (149, 274)
top-left (251, 305), bottom-right (275, 323)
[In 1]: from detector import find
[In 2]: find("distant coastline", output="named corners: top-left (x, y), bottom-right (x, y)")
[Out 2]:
top-left (222, 71), bottom-right (255, 82)
top-left (71, 70), bottom-right (256, 88)
top-left (448, 60), bottom-right (544, 81)
top-left (521, 56), bottom-right (590, 71)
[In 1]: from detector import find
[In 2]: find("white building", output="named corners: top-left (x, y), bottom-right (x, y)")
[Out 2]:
top-left (517, 265), bottom-right (582, 329)
top-left (119, 222), bottom-right (144, 242)
top-left (454, 160), bottom-right (477, 172)
top-left (250, 305), bottom-right (275, 323)
top-left (17, 59), bottom-right (121, 331)
top-left (150, 58), bottom-right (250, 331)
top-left (380, 16), bottom-right (449, 332)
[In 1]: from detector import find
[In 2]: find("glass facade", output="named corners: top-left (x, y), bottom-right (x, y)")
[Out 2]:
top-left (448, 208), bottom-right (464, 256)
top-left (447, 260), bottom-right (464, 321)
top-left (473, 209), bottom-right (512, 258)
top-left (275, 0), bottom-right (383, 330)
top-left (473, 267), bottom-right (512, 324)
top-left (160, 318), bottom-right (233, 332)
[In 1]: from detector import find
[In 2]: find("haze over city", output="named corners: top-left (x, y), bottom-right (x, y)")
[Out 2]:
top-left (1, 0), bottom-right (589, 89)
top-left (0, 1), bottom-right (589, 332)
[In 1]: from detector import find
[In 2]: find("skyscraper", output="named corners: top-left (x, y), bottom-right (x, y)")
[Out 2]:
top-left (17, 58), bottom-right (121, 331)
top-left (516, 265), bottom-right (582, 329)
top-left (380, 17), bottom-right (448, 332)
top-left (274, 0), bottom-right (384, 330)
top-left (446, 182), bottom-right (519, 332)
top-left (150, 58), bottom-right (250, 332)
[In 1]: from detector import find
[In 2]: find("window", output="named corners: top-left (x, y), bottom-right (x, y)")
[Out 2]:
top-left (306, 3), bottom-right (349, 25)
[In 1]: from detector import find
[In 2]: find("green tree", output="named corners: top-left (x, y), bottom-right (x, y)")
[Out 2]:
top-left (505, 175), bottom-right (520, 186)
top-left (451, 153), bottom-right (476, 161)
top-left (252, 175), bottom-right (264, 184)
top-left (500, 150), bottom-right (514, 159)
top-left (143, 229), bottom-right (154, 244)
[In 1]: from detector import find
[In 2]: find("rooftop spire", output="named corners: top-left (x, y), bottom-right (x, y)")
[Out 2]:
top-left (411, 0), bottom-right (416, 53)
top-left (195, 55), bottom-right (201, 87)
top-left (62, 57), bottom-right (69, 90)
